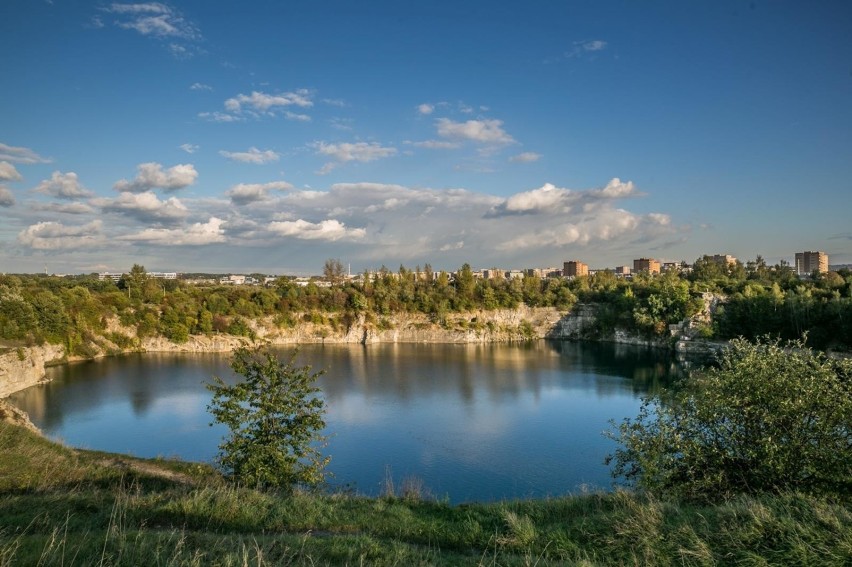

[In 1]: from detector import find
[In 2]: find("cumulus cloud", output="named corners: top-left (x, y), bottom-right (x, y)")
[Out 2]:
top-left (219, 147), bottom-right (279, 164)
top-left (509, 152), bottom-right (541, 163)
top-left (17, 220), bottom-right (104, 250)
top-left (118, 217), bottom-right (226, 245)
top-left (179, 143), bottom-right (198, 154)
top-left (594, 178), bottom-right (636, 198)
top-left (32, 171), bottom-right (94, 200)
top-left (226, 181), bottom-right (293, 205)
top-left (0, 186), bottom-right (14, 207)
top-left (113, 162), bottom-right (198, 193)
top-left (312, 141), bottom-right (398, 174)
top-left (95, 191), bottom-right (189, 223)
top-left (267, 219), bottom-right (366, 241)
top-left (436, 118), bottom-right (515, 144)
top-left (0, 162), bottom-right (22, 181)
top-left (190, 82), bottom-right (212, 91)
top-left (0, 143), bottom-right (51, 164)
top-left (498, 183), bottom-right (570, 215)
top-left (487, 178), bottom-right (638, 217)
top-left (417, 103), bottom-right (435, 115)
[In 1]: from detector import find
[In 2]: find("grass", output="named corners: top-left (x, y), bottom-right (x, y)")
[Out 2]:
top-left (1, 421), bottom-right (850, 566)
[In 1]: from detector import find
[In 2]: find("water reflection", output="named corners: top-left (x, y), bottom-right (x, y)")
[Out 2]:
top-left (9, 341), bottom-right (687, 503)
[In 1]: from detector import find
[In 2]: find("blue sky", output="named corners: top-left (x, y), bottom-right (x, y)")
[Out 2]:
top-left (2, 0), bottom-right (851, 275)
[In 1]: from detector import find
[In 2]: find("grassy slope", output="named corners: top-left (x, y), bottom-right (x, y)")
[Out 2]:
top-left (0, 422), bottom-right (850, 566)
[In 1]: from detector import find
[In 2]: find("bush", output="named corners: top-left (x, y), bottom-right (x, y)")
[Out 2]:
top-left (607, 337), bottom-right (852, 501)
top-left (206, 345), bottom-right (330, 490)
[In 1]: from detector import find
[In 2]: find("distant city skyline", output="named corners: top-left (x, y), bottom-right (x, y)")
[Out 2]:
top-left (2, 1), bottom-right (851, 275)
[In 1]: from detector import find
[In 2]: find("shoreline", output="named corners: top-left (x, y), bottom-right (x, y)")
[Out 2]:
top-left (0, 305), bottom-right (723, 401)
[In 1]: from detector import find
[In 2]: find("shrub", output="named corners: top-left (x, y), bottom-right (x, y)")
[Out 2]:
top-left (206, 345), bottom-right (330, 490)
top-left (607, 337), bottom-right (852, 501)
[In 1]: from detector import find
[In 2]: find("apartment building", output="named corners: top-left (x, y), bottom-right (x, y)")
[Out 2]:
top-left (794, 251), bottom-right (829, 275)
top-left (710, 254), bottom-right (737, 266)
top-left (563, 260), bottom-right (589, 278)
top-left (633, 258), bottom-right (661, 274)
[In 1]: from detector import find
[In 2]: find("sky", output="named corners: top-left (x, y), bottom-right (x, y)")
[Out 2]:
top-left (1, 0), bottom-right (851, 275)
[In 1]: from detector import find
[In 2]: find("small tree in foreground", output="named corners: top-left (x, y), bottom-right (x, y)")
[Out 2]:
top-left (607, 337), bottom-right (851, 501)
top-left (207, 345), bottom-right (329, 490)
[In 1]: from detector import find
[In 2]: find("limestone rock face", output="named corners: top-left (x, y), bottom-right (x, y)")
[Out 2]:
top-left (0, 344), bottom-right (64, 398)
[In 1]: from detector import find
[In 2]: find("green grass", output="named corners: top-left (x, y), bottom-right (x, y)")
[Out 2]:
top-left (1, 421), bottom-right (850, 566)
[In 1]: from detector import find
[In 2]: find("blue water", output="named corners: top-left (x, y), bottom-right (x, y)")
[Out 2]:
top-left (9, 341), bottom-right (680, 503)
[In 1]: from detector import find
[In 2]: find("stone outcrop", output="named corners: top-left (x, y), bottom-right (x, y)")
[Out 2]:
top-left (0, 344), bottom-right (65, 398)
top-left (1, 300), bottom-right (729, 399)
top-left (0, 398), bottom-right (41, 432)
top-left (139, 307), bottom-right (563, 352)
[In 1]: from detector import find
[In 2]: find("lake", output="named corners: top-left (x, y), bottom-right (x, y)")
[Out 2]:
top-left (9, 341), bottom-right (683, 503)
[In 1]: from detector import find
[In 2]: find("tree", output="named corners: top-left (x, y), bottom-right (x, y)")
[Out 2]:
top-left (607, 337), bottom-right (851, 501)
top-left (323, 258), bottom-right (345, 285)
top-left (206, 345), bottom-right (330, 490)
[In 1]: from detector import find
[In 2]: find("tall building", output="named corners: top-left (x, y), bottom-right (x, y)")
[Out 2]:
top-left (710, 254), bottom-right (737, 266)
top-left (794, 251), bottom-right (829, 275)
top-left (633, 258), bottom-right (661, 274)
top-left (563, 260), bottom-right (589, 277)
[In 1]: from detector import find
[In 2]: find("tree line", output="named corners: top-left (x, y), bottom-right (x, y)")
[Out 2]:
top-left (2, 256), bottom-right (852, 354)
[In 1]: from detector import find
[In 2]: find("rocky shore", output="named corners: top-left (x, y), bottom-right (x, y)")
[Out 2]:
top-left (0, 304), bottom-right (725, 399)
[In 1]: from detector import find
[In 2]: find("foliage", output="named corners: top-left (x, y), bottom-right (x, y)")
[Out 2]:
top-left (607, 337), bottom-right (852, 501)
top-left (206, 345), bottom-right (330, 490)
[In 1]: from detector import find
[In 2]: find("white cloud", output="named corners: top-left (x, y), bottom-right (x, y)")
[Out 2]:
top-left (190, 178), bottom-right (679, 267)
top-left (219, 147), bottom-right (280, 164)
top-left (113, 162), bottom-right (198, 193)
top-left (224, 90), bottom-right (313, 113)
top-left (417, 103), bottom-right (435, 115)
top-left (487, 178), bottom-right (638, 217)
top-left (198, 111), bottom-right (242, 123)
top-left (190, 82), bottom-right (212, 91)
top-left (119, 217), bottom-right (226, 246)
top-left (0, 186), bottom-right (14, 207)
top-left (0, 161), bottom-right (23, 181)
top-left (647, 213), bottom-right (671, 226)
top-left (283, 111), bottom-right (311, 122)
top-left (582, 40), bottom-right (607, 51)
top-left (312, 141), bottom-right (398, 174)
top-left (267, 219), bottom-right (366, 241)
top-left (407, 140), bottom-right (461, 150)
top-left (500, 183), bottom-right (570, 215)
top-left (30, 202), bottom-right (96, 215)
top-left (32, 171), bottom-right (94, 200)
top-left (509, 152), bottom-right (541, 163)
top-left (594, 178), bottom-right (637, 198)
top-left (0, 143), bottom-right (51, 164)
top-left (106, 3), bottom-right (200, 40)
top-left (107, 3), bottom-right (171, 15)
top-left (440, 241), bottom-right (464, 251)
top-left (179, 143), bottom-right (198, 154)
top-left (567, 39), bottom-right (608, 58)
top-left (226, 181), bottom-right (293, 205)
top-left (322, 98), bottom-right (347, 107)
top-left (17, 220), bottom-right (104, 250)
top-left (436, 118), bottom-right (515, 144)
top-left (95, 191), bottom-right (189, 223)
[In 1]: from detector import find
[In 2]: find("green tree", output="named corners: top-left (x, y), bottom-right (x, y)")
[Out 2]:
top-left (206, 345), bottom-right (330, 490)
top-left (607, 337), bottom-right (852, 501)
